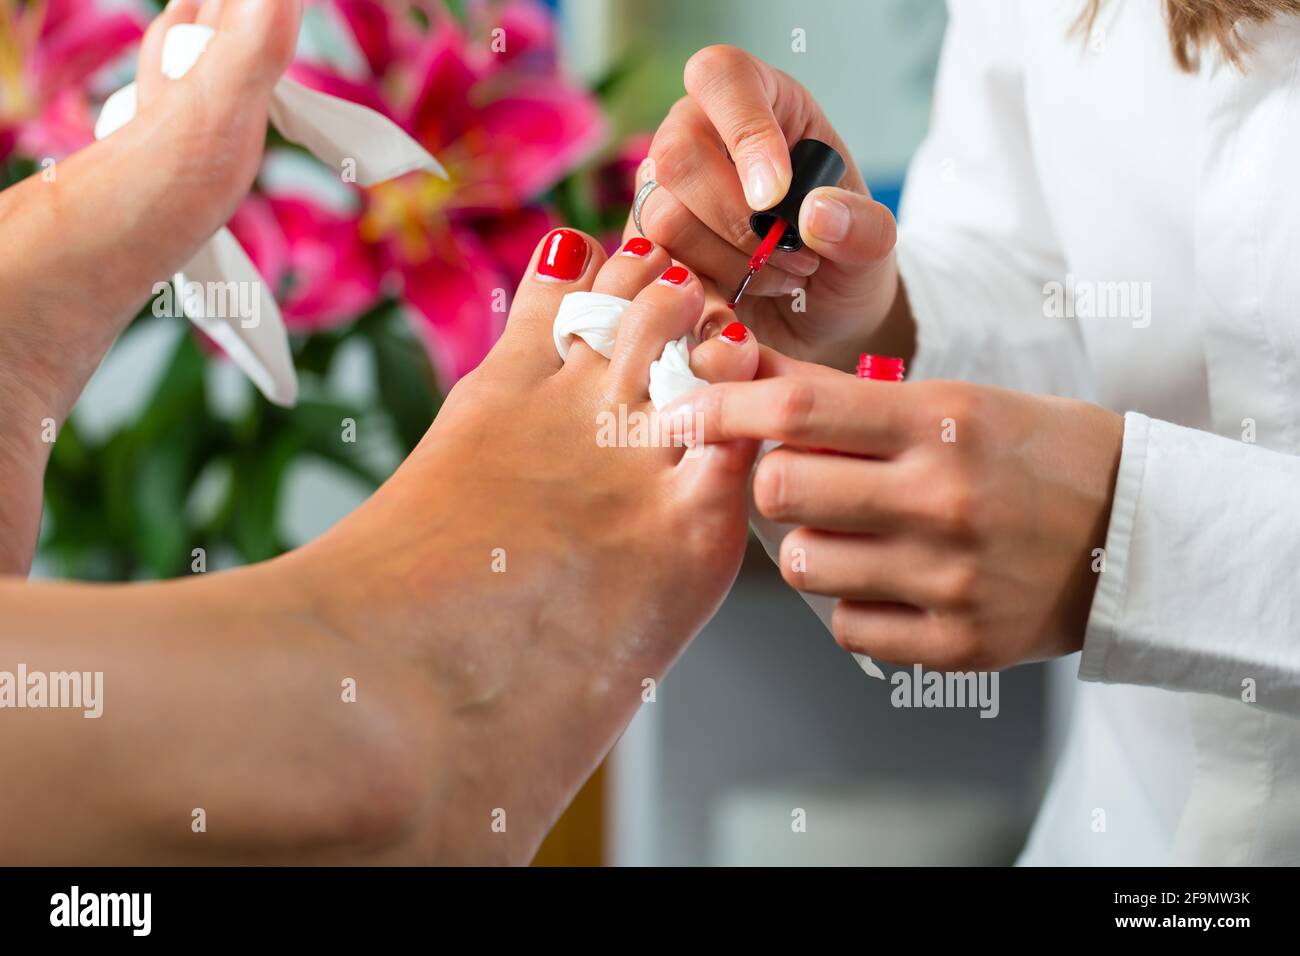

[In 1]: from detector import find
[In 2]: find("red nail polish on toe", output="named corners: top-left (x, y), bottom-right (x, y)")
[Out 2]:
top-left (721, 322), bottom-right (748, 344)
top-left (659, 265), bottom-right (690, 286)
top-left (536, 229), bottom-right (589, 280)
top-left (621, 237), bottom-right (653, 257)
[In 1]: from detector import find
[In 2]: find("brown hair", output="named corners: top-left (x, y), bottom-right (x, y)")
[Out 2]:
top-left (1078, 0), bottom-right (1300, 70)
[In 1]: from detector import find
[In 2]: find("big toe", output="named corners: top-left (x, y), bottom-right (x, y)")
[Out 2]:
top-left (487, 228), bottom-right (606, 382)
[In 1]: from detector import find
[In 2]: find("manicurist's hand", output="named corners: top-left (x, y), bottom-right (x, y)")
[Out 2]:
top-left (666, 352), bottom-right (1126, 671)
top-left (632, 45), bottom-right (908, 371)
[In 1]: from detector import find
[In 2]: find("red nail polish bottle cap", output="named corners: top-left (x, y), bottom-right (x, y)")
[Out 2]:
top-left (857, 354), bottom-right (905, 382)
top-left (748, 138), bottom-right (846, 253)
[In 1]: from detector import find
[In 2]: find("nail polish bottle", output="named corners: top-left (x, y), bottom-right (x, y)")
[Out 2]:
top-left (748, 138), bottom-right (847, 252)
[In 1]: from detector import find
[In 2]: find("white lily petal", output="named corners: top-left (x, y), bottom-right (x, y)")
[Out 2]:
top-left (92, 23), bottom-right (447, 407)
top-left (175, 229), bottom-right (298, 408)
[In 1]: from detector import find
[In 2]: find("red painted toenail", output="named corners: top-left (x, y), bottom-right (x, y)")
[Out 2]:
top-left (721, 322), bottom-right (748, 343)
top-left (536, 229), bottom-right (589, 280)
top-left (621, 237), bottom-right (653, 257)
top-left (659, 265), bottom-right (690, 285)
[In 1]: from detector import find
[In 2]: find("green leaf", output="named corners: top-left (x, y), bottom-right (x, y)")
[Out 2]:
top-left (291, 399), bottom-right (387, 488)
top-left (132, 424), bottom-right (205, 577)
top-left (230, 430), bottom-right (298, 563)
top-left (361, 311), bottom-right (441, 453)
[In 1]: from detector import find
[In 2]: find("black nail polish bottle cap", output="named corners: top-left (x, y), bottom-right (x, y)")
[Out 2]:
top-left (749, 138), bottom-right (846, 252)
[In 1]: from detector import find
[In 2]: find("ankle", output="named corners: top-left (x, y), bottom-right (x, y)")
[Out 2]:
top-left (0, 362), bottom-right (62, 574)
top-left (288, 478), bottom-right (659, 862)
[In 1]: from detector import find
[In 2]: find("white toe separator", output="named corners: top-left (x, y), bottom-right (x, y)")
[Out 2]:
top-left (94, 23), bottom-right (448, 408)
top-left (553, 291), bottom-right (705, 409)
top-left (552, 291), bottom-right (884, 681)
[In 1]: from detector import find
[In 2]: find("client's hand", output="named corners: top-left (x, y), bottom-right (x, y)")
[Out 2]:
top-left (296, 232), bottom-right (760, 864)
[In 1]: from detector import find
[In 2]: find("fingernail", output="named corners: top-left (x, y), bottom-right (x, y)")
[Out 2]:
top-left (779, 248), bottom-right (821, 276)
top-left (745, 157), bottom-right (780, 210)
top-left (806, 194), bottom-right (850, 242)
top-left (621, 237), bottom-right (653, 257)
top-left (721, 322), bottom-right (748, 344)
top-left (699, 319), bottom-right (720, 341)
top-left (777, 273), bottom-right (804, 296)
top-left (659, 265), bottom-right (691, 286)
top-left (536, 229), bottom-right (590, 280)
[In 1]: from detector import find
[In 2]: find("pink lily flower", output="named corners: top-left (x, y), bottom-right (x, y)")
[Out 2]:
top-left (0, 0), bottom-right (144, 162)
top-left (227, 190), bottom-right (386, 334)
top-left (282, 0), bottom-right (606, 384)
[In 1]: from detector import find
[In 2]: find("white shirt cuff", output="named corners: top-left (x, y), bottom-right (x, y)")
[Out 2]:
top-left (1078, 411), bottom-right (1150, 683)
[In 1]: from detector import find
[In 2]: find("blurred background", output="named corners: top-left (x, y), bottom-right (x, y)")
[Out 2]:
top-left (0, 0), bottom-right (1063, 864)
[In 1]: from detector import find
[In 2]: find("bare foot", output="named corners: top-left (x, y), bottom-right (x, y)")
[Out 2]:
top-left (296, 230), bottom-right (760, 863)
top-left (0, 0), bottom-right (303, 573)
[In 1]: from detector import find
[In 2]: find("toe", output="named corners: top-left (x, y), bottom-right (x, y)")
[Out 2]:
top-left (591, 238), bottom-right (672, 301)
top-left (690, 321), bottom-right (759, 385)
top-left (672, 321), bottom-right (761, 516)
top-left (606, 264), bottom-right (705, 400)
top-left (489, 228), bottom-right (605, 381)
top-left (137, 0), bottom-right (201, 106)
top-left (204, 0), bottom-right (302, 92)
top-left (197, 0), bottom-right (223, 28)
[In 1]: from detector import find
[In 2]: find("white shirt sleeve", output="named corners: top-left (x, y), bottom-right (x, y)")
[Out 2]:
top-left (899, 3), bottom-right (1300, 716)
top-left (896, 0), bottom-right (1091, 400)
top-left (1080, 413), bottom-right (1300, 716)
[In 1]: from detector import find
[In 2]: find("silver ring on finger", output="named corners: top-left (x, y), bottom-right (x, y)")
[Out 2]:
top-left (633, 179), bottom-right (660, 237)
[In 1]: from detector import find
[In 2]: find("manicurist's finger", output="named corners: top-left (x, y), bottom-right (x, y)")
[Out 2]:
top-left (831, 601), bottom-right (985, 672)
top-left (635, 178), bottom-right (808, 297)
top-left (797, 186), bottom-right (898, 297)
top-left (752, 448), bottom-right (912, 532)
top-left (648, 98), bottom-right (820, 277)
top-left (780, 528), bottom-right (955, 608)
top-left (754, 345), bottom-right (845, 381)
top-left (683, 45), bottom-right (792, 212)
top-left (663, 375), bottom-right (914, 455)
top-left (829, 601), bottom-right (936, 666)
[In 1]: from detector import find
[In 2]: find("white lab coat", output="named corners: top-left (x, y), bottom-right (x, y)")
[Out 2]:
top-left (896, 0), bottom-right (1300, 864)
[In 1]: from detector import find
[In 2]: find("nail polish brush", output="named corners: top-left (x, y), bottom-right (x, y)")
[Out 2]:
top-left (727, 138), bottom-right (847, 310)
top-left (728, 216), bottom-right (788, 309)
